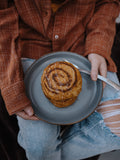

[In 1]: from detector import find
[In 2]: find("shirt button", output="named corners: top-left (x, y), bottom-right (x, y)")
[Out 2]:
top-left (55, 35), bottom-right (59, 39)
top-left (44, 11), bottom-right (48, 16)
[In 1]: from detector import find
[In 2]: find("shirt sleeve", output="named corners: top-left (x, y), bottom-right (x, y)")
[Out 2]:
top-left (85, 0), bottom-right (120, 71)
top-left (0, 1), bottom-right (31, 115)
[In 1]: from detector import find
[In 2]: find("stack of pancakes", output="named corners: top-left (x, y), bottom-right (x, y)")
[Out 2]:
top-left (41, 61), bottom-right (82, 107)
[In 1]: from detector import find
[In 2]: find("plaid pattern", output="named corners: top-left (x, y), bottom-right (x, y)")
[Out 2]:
top-left (0, 0), bottom-right (119, 115)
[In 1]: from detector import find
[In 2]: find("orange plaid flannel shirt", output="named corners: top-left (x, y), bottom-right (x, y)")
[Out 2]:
top-left (0, 0), bottom-right (119, 115)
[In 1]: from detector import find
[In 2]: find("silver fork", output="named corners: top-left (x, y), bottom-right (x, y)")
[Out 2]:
top-left (64, 59), bottom-right (120, 91)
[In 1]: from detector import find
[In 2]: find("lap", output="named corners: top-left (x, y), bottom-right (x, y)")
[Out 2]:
top-left (17, 112), bottom-right (120, 160)
top-left (17, 116), bottom-right (61, 147)
top-left (17, 117), bottom-right (61, 160)
top-left (61, 111), bottom-right (120, 160)
top-left (19, 59), bottom-right (120, 159)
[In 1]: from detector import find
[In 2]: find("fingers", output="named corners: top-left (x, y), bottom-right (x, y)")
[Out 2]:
top-left (16, 111), bottom-right (39, 120)
top-left (16, 106), bottom-right (39, 120)
top-left (88, 54), bottom-right (107, 86)
top-left (24, 106), bottom-right (34, 116)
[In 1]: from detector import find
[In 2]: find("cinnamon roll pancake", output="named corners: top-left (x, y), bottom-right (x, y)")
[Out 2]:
top-left (41, 61), bottom-right (82, 107)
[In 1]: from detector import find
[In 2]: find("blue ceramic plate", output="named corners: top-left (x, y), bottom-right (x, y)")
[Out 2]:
top-left (24, 52), bottom-right (102, 125)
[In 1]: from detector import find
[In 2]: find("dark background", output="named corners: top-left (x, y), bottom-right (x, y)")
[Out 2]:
top-left (0, 23), bottom-right (120, 160)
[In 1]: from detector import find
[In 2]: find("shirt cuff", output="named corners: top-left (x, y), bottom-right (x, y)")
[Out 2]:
top-left (1, 80), bottom-right (31, 115)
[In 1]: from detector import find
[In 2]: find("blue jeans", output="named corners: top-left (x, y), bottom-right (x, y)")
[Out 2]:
top-left (17, 58), bottom-right (120, 160)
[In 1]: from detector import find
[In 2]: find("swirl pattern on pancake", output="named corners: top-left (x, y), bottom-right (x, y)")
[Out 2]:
top-left (41, 61), bottom-right (82, 107)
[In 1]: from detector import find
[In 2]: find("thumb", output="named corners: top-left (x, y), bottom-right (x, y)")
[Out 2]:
top-left (24, 106), bottom-right (34, 116)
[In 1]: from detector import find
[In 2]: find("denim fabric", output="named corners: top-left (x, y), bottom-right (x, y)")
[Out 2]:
top-left (17, 116), bottom-right (61, 160)
top-left (100, 71), bottom-right (120, 103)
top-left (61, 112), bottom-right (120, 160)
top-left (17, 58), bottom-right (120, 160)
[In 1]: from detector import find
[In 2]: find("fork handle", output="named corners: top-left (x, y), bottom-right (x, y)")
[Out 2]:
top-left (78, 69), bottom-right (120, 91)
top-left (97, 75), bottom-right (120, 91)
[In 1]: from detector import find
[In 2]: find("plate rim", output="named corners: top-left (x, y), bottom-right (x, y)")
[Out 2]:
top-left (24, 51), bottom-right (103, 125)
